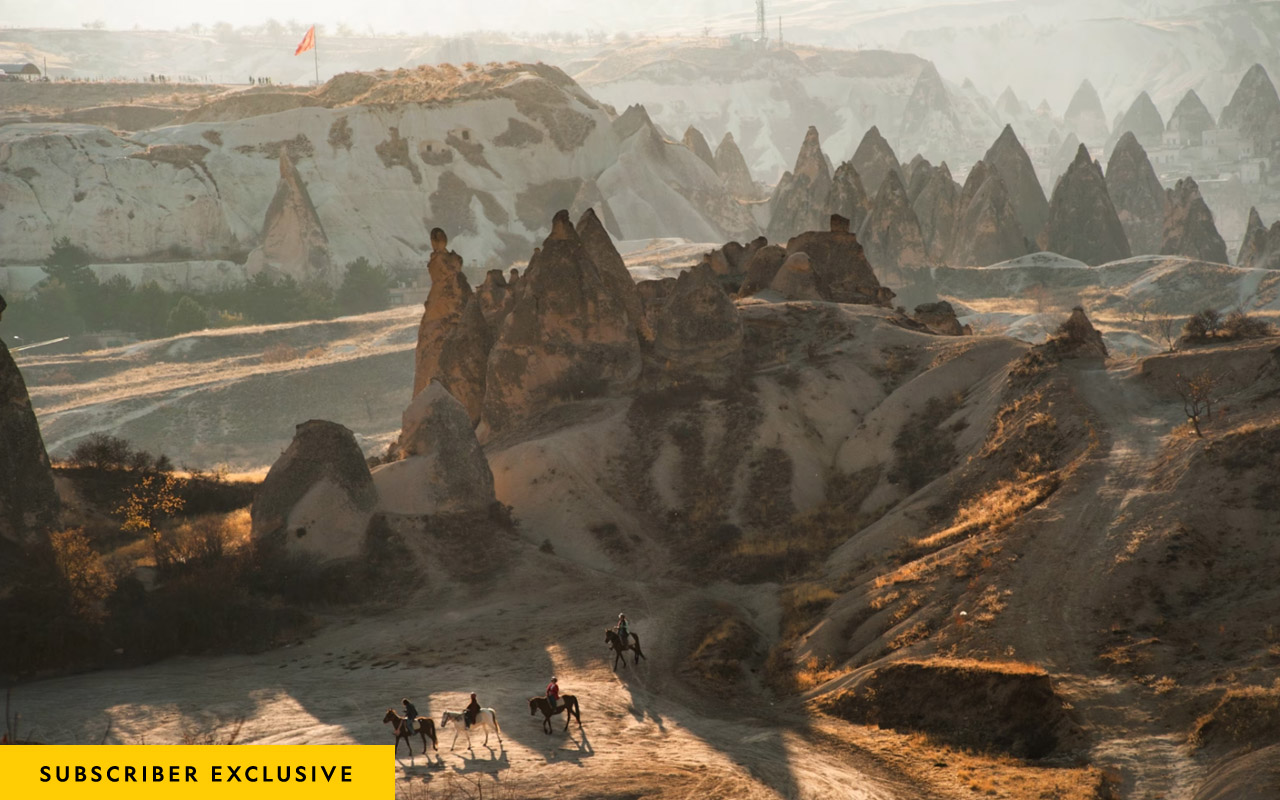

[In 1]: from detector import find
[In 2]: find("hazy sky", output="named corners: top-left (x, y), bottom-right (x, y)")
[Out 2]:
top-left (0, 1), bottom-right (1058, 37)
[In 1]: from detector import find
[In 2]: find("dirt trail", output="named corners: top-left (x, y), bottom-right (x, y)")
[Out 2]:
top-left (998, 361), bottom-right (1199, 799)
top-left (9, 559), bottom-right (914, 800)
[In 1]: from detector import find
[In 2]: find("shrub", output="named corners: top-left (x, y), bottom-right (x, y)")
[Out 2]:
top-left (339, 257), bottom-right (392, 314)
top-left (50, 528), bottom-right (116, 623)
top-left (1221, 310), bottom-right (1274, 340)
top-left (69, 433), bottom-right (133, 470)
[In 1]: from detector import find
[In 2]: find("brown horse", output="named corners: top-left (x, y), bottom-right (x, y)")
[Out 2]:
top-left (382, 709), bottom-right (437, 755)
top-left (605, 629), bottom-right (645, 670)
top-left (528, 695), bottom-right (581, 734)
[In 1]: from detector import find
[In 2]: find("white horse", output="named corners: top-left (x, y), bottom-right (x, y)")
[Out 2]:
top-left (439, 708), bottom-right (502, 749)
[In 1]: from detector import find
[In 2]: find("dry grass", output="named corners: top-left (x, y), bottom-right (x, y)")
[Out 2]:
top-left (1191, 683), bottom-right (1280, 751)
top-left (260, 344), bottom-right (301, 364)
top-left (794, 655), bottom-right (847, 691)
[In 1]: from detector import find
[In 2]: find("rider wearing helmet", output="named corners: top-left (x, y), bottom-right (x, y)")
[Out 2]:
top-left (546, 677), bottom-right (560, 712)
top-left (464, 692), bottom-right (480, 729)
top-left (402, 698), bottom-right (418, 735)
top-left (616, 613), bottom-right (630, 644)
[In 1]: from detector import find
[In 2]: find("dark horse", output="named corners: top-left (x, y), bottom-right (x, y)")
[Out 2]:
top-left (605, 629), bottom-right (645, 670)
top-left (383, 709), bottom-right (438, 755)
top-left (528, 695), bottom-right (581, 734)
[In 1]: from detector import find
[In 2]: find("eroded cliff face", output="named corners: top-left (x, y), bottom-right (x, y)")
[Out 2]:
top-left (0, 64), bottom-right (755, 281)
top-left (0, 309), bottom-right (58, 543)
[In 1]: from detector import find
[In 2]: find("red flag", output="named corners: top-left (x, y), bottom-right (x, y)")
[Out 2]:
top-left (294, 26), bottom-right (315, 56)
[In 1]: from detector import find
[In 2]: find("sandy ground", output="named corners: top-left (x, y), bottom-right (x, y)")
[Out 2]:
top-left (10, 549), bottom-right (920, 800)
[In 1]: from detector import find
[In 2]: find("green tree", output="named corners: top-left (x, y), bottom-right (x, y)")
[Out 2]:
top-left (165, 295), bottom-right (209, 335)
top-left (43, 237), bottom-right (97, 289)
top-left (339, 257), bottom-right (392, 314)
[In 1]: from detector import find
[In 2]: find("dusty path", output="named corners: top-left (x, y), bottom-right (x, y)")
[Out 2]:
top-left (997, 361), bottom-right (1199, 799)
top-left (10, 559), bottom-right (914, 800)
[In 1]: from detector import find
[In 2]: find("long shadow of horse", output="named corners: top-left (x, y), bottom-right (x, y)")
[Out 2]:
top-left (452, 747), bottom-right (510, 775)
top-left (538, 728), bottom-right (594, 766)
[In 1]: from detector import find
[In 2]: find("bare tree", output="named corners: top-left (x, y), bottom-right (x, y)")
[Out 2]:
top-left (1171, 370), bottom-right (1226, 437)
top-left (1145, 315), bottom-right (1180, 352)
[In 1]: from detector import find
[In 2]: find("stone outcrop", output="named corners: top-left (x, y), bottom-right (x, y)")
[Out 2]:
top-left (898, 63), bottom-right (961, 162)
top-left (737, 243), bottom-right (788, 298)
top-left (568, 178), bottom-right (623, 240)
top-left (983, 125), bottom-right (1048, 245)
top-left (576, 207), bottom-right (650, 343)
top-left (1236, 209), bottom-right (1280, 270)
top-left (475, 269), bottom-right (515, 327)
top-left (912, 301), bottom-right (969, 336)
top-left (435, 298), bottom-right (491, 426)
top-left (1165, 90), bottom-right (1215, 146)
top-left (850, 125), bottom-right (904, 197)
top-left (714, 132), bottom-right (759, 201)
top-left (769, 252), bottom-right (824, 301)
top-left (651, 263), bottom-right (742, 389)
top-left (481, 210), bottom-right (642, 435)
top-left (375, 381), bottom-right (496, 516)
top-left (1219, 64), bottom-right (1280, 153)
top-left (912, 163), bottom-right (960, 262)
top-left (1063, 79), bottom-right (1109, 145)
top-left (682, 126), bottom-right (717, 170)
top-left (249, 150), bottom-right (334, 283)
top-left (1048, 132), bottom-right (1081, 190)
top-left (1105, 132), bottom-right (1166, 256)
top-left (949, 161), bottom-right (1027, 266)
top-left (1160, 177), bottom-right (1229, 264)
top-left (857, 170), bottom-right (926, 276)
top-left (1042, 144), bottom-right (1131, 266)
top-left (767, 126), bottom-right (833, 241)
top-left (785, 215), bottom-right (891, 304)
top-left (1039, 306), bottom-right (1108, 360)
top-left (251, 419), bottom-right (378, 562)
top-left (412, 228), bottom-right (482, 407)
top-left (1105, 91), bottom-right (1165, 153)
top-left (826, 161), bottom-right (871, 233)
top-left (0, 298), bottom-right (58, 542)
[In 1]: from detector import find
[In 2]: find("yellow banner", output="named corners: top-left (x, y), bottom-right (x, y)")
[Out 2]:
top-left (0, 745), bottom-right (393, 799)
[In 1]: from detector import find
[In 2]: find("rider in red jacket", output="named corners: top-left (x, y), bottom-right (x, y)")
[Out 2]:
top-left (546, 677), bottom-right (560, 711)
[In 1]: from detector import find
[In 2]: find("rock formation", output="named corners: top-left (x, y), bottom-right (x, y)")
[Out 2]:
top-left (1039, 307), bottom-right (1108, 360)
top-left (1165, 90), bottom-right (1215, 146)
top-left (737, 243), bottom-right (788, 298)
top-left (912, 163), bottom-right (960, 262)
top-left (905, 156), bottom-right (933, 203)
top-left (412, 229), bottom-right (481, 407)
top-left (1048, 132), bottom-right (1081, 190)
top-left (995, 86), bottom-right (1026, 121)
top-left (435, 298), bottom-right (492, 426)
top-left (375, 381), bottom-right (495, 516)
top-left (1236, 208), bottom-right (1280, 270)
top-left (898, 63), bottom-right (961, 162)
top-left (785, 215), bottom-right (891, 304)
top-left (714, 132), bottom-right (759, 201)
top-left (1042, 144), bottom-right (1131, 266)
top-left (481, 210), bottom-right (641, 435)
top-left (767, 126), bottom-right (833, 241)
top-left (983, 125), bottom-right (1048, 245)
top-left (850, 126), bottom-right (904, 197)
top-left (858, 171), bottom-right (927, 276)
top-left (769, 252), bottom-right (825, 301)
top-left (949, 161), bottom-right (1027, 266)
top-left (1105, 132), bottom-right (1166, 256)
top-left (567, 178), bottom-right (624, 240)
top-left (576, 207), bottom-right (650, 343)
top-left (1219, 63), bottom-right (1280, 153)
top-left (912, 301), bottom-right (969, 336)
top-left (651, 263), bottom-right (743, 389)
top-left (249, 150), bottom-right (334, 283)
top-left (0, 294), bottom-right (59, 543)
top-left (1160, 177), bottom-right (1229, 264)
top-left (1105, 91), bottom-right (1165, 153)
top-left (682, 125), bottom-right (717, 170)
top-left (475, 269), bottom-right (514, 327)
top-left (1063, 79), bottom-right (1109, 146)
top-left (826, 161), bottom-right (871, 233)
top-left (251, 419), bottom-right (378, 561)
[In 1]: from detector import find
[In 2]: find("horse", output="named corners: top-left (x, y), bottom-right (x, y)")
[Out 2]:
top-left (528, 695), bottom-right (581, 734)
top-left (439, 708), bottom-right (502, 750)
top-left (605, 629), bottom-right (646, 669)
top-left (382, 709), bottom-right (437, 755)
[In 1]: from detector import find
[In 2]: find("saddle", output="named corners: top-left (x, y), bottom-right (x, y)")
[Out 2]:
top-left (402, 715), bottom-right (415, 735)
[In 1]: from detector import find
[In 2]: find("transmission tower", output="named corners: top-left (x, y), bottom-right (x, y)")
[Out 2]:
top-left (756, 0), bottom-right (767, 43)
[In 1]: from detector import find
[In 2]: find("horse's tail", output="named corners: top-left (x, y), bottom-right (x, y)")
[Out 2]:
top-left (569, 695), bottom-right (582, 723)
top-left (631, 632), bottom-right (641, 649)
top-left (490, 709), bottom-right (502, 735)
top-left (421, 718), bottom-right (437, 749)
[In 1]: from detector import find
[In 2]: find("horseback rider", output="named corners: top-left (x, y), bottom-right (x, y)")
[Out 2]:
top-left (616, 613), bottom-right (630, 645)
top-left (402, 698), bottom-right (418, 735)
top-left (464, 693), bottom-right (480, 729)
top-left (546, 676), bottom-right (560, 712)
